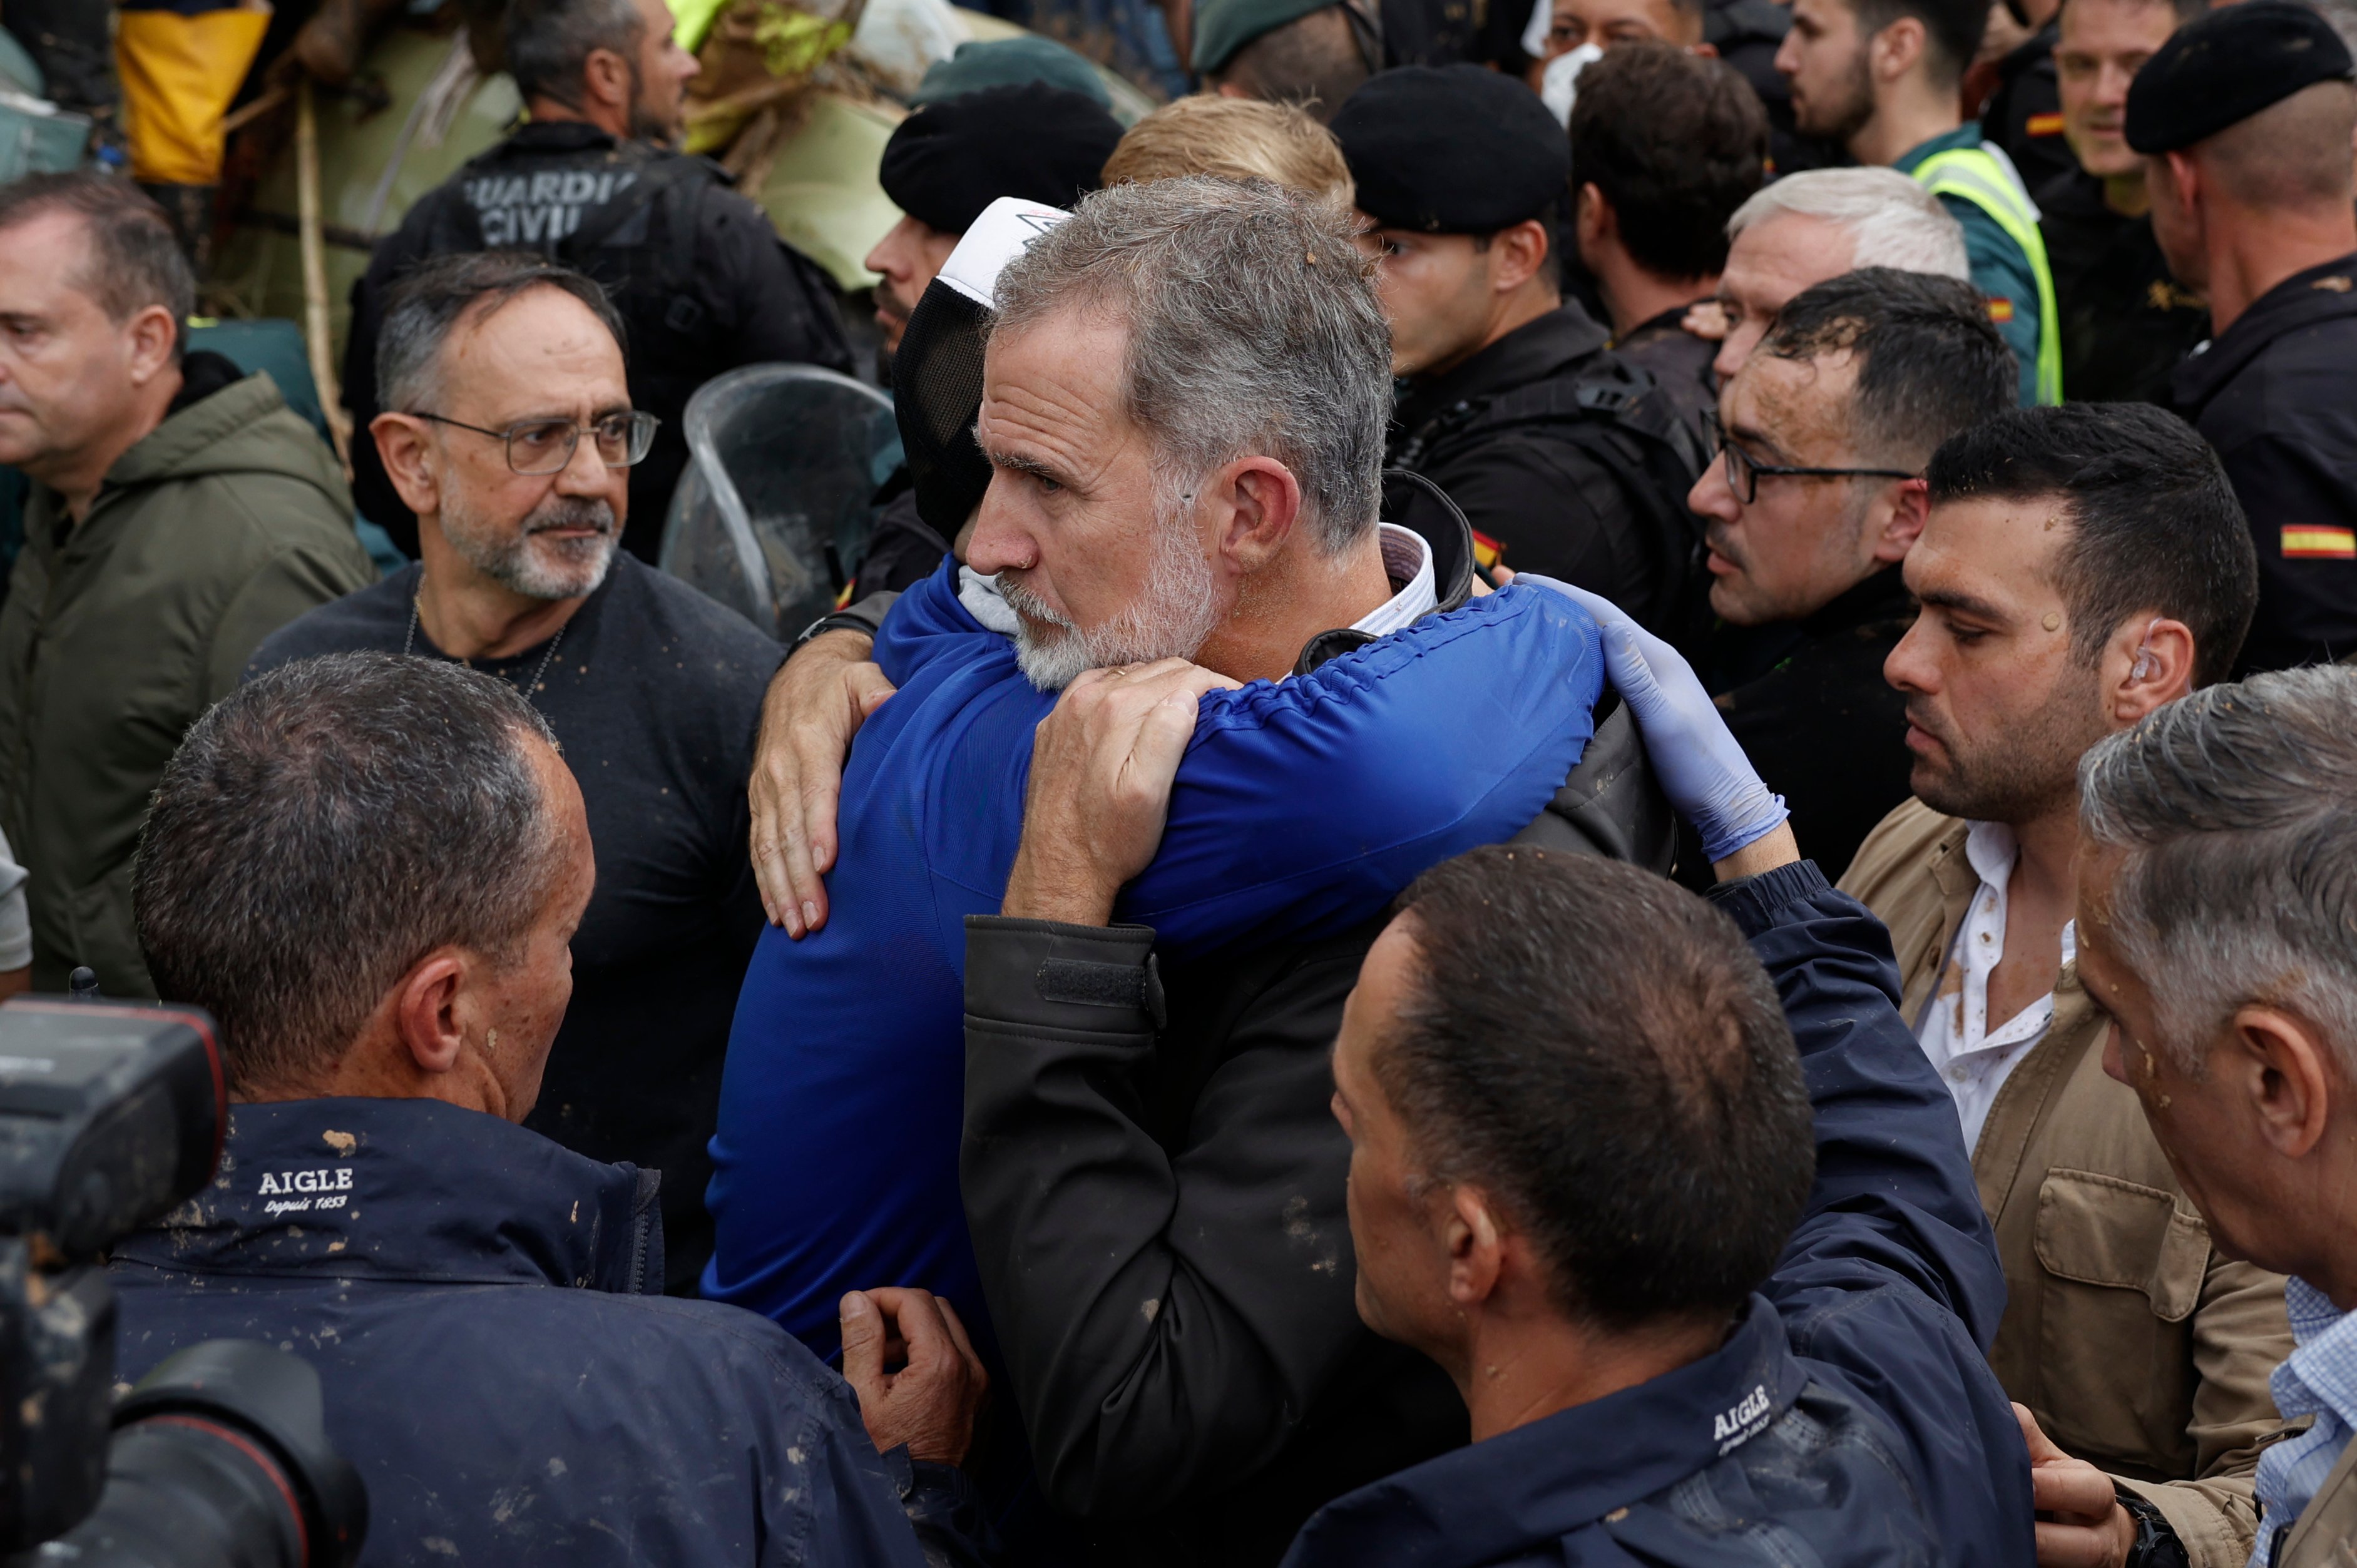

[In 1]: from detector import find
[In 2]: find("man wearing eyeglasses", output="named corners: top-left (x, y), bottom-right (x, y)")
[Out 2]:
top-left (249, 250), bottom-right (784, 1293)
top-left (1682, 265), bottom-right (2012, 884)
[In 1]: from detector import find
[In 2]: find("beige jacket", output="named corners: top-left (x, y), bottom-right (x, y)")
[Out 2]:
top-left (1842, 800), bottom-right (2296, 1568)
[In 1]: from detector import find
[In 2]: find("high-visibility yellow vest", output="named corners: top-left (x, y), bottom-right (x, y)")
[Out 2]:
top-left (1911, 143), bottom-right (2065, 406)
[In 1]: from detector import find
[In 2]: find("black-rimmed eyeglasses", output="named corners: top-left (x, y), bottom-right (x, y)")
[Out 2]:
top-left (411, 410), bottom-right (660, 476)
top-left (1705, 410), bottom-right (1916, 506)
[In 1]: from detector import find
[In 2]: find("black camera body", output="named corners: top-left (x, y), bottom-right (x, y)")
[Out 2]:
top-left (0, 999), bottom-right (366, 1566)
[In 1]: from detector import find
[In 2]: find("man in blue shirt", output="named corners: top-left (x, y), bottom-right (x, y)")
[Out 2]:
top-left (1774, 0), bottom-right (2062, 402)
top-left (2042, 665), bottom-right (2357, 1567)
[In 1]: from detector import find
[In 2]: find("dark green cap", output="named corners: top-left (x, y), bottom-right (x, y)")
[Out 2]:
top-left (1190, 0), bottom-right (1336, 74)
top-left (911, 38), bottom-right (1113, 109)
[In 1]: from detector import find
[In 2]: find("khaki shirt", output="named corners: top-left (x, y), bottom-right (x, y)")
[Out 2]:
top-left (1843, 799), bottom-right (2296, 1568)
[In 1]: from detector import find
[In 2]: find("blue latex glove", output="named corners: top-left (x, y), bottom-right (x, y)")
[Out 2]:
top-left (1521, 575), bottom-right (1790, 863)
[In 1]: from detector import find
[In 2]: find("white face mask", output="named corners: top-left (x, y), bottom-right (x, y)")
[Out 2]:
top-left (1541, 42), bottom-right (1602, 127)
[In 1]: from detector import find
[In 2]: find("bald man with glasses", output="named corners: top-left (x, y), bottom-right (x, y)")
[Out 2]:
top-left (249, 251), bottom-right (785, 1293)
top-left (1677, 267), bottom-right (2015, 885)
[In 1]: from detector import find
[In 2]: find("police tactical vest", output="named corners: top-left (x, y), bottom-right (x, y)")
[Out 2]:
top-left (1391, 352), bottom-right (1719, 657)
top-left (417, 135), bottom-right (723, 372)
top-left (1912, 141), bottom-right (2066, 405)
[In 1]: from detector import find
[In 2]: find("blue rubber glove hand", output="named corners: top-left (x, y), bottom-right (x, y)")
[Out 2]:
top-left (1521, 575), bottom-right (1790, 863)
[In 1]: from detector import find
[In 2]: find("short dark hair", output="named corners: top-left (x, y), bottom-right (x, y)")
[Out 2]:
top-left (1926, 403), bottom-right (2258, 686)
top-left (1568, 42), bottom-right (1769, 282)
top-left (1851, 0), bottom-right (1989, 84)
top-left (376, 249), bottom-right (626, 411)
top-left (1762, 267), bottom-right (2015, 472)
top-left (0, 173), bottom-right (194, 355)
top-left (1219, 6), bottom-right (1370, 120)
top-left (1377, 847), bottom-right (1814, 1331)
top-left (135, 654), bottom-right (563, 1094)
top-left (504, 0), bottom-right (644, 107)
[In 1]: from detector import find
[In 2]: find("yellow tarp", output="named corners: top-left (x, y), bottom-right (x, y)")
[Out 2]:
top-left (116, 5), bottom-right (272, 185)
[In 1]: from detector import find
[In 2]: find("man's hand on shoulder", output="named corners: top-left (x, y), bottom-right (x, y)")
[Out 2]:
top-left (749, 630), bottom-right (897, 938)
top-left (1001, 659), bottom-right (1242, 928)
top-left (840, 1288), bottom-right (988, 1467)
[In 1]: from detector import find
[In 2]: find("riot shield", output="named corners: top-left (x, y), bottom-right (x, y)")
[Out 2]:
top-left (660, 364), bottom-right (898, 638)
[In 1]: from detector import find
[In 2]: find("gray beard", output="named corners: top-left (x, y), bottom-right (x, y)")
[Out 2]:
top-left (1000, 502), bottom-right (1221, 691)
top-left (439, 491), bottom-right (619, 601)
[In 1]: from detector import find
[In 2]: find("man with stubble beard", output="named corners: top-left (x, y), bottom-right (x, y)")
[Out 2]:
top-left (253, 252), bottom-right (784, 1295)
top-left (1843, 402), bottom-right (2295, 1568)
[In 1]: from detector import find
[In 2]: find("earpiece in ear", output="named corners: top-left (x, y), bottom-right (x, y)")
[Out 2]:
top-left (2129, 616), bottom-right (2164, 683)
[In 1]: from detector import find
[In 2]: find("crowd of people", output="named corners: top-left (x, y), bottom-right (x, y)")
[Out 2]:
top-left (1, 0), bottom-right (2355, 1562)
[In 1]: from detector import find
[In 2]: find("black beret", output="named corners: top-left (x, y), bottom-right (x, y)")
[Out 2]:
top-left (2125, 0), bottom-right (2355, 155)
top-left (1331, 64), bottom-right (1571, 233)
top-left (878, 83), bottom-right (1123, 236)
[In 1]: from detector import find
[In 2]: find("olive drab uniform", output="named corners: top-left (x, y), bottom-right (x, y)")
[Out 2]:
top-left (1901, 126), bottom-right (2065, 406)
top-left (345, 121), bottom-right (853, 563)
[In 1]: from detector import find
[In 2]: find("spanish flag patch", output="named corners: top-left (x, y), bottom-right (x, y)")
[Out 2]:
top-left (1471, 530), bottom-right (1506, 571)
top-left (2283, 526), bottom-right (2357, 559)
top-left (1986, 298), bottom-right (2015, 323)
top-left (2025, 112), bottom-right (2065, 136)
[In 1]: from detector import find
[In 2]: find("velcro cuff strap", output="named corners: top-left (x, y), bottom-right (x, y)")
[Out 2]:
top-left (1036, 955), bottom-right (1165, 1027)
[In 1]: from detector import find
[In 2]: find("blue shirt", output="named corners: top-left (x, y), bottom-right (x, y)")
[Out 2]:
top-left (2252, 1276), bottom-right (2357, 1564)
top-left (703, 559), bottom-right (1605, 1358)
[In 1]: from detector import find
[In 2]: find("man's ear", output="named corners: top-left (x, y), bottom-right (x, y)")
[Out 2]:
top-left (1689, 38), bottom-right (1719, 56)
top-left (580, 45), bottom-right (633, 115)
top-left (1212, 454), bottom-right (1306, 573)
top-left (2160, 150), bottom-right (2201, 219)
top-left (392, 949), bottom-right (469, 1077)
top-left (1574, 182), bottom-right (1613, 254)
top-left (1867, 14), bottom-right (1926, 82)
top-left (1494, 218), bottom-right (1554, 295)
top-left (1444, 1184), bottom-right (1508, 1309)
top-left (127, 305), bottom-right (180, 387)
top-left (2107, 613), bottom-right (2196, 723)
top-left (373, 413), bottom-right (443, 517)
top-left (2231, 1004), bottom-right (2339, 1162)
top-left (1868, 476), bottom-right (1930, 564)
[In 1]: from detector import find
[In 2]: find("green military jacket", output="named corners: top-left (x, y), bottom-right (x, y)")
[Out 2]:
top-left (0, 367), bottom-right (374, 994)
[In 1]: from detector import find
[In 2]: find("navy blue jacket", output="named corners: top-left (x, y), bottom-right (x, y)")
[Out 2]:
top-left (2172, 248), bottom-right (2357, 674)
top-left (109, 1098), bottom-right (974, 1567)
top-left (1281, 862), bottom-right (2035, 1568)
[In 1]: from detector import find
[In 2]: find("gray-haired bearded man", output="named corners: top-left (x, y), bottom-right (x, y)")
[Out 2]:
top-left (252, 249), bottom-right (781, 1293)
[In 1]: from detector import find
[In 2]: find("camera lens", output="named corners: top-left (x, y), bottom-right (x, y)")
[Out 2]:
top-left (18, 1341), bottom-right (366, 1568)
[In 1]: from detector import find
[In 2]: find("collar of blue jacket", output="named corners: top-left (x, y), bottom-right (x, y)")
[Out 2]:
top-left (115, 1096), bottom-right (663, 1295)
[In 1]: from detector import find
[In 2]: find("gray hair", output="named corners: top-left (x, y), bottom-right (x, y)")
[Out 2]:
top-left (134, 653), bottom-right (563, 1096)
top-left (1727, 168), bottom-right (1970, 280)
top-left (376, 249), bottom-right (626, 414)
top-left (504, 0), bottom-right (644, 107)
top-left (2077, 666), bottom-right (2357, 1078)
top-left (988, 175), bottom-right (1391, 554)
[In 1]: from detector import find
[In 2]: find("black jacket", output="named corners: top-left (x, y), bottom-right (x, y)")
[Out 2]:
top-left (1279, 863), bottom-right (2031, 1568)
top-left (109, 1097), bottom-right (980, 1567)
top-left (1980, 24), bottom-right (2075, 196)
top-left (344, 121), bottom-right (853, 563)
top-left (1611, 302), bottom-right (1719, 449)
top-left (1388, 304), bottom-right (1712, 646)
top-left (957, 692), bottom-right (1672, 1565)
top-left (1687, 566), bottom-right (1916, 887)
top-left (2170, 249), bottom-right (2357, 673)
top-left (2036, 168), bottom-right (2207, 407)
